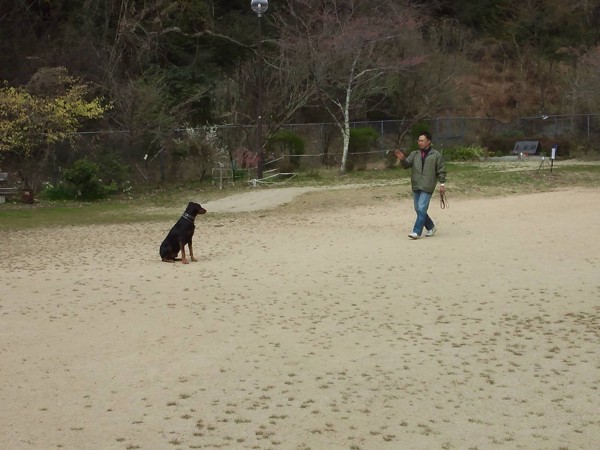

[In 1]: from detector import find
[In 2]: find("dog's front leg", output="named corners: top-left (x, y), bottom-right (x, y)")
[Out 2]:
top-left (189, 239), bottom-right (198, 262)
top-left (179, 240), bottom-right (189, 264)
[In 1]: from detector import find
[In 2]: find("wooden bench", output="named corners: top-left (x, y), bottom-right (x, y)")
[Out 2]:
top-left (0, 172), bottom-right (19, 204)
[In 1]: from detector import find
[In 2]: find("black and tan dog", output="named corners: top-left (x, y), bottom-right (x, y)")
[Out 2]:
top-left (159, 202), bottom-right (207, 264)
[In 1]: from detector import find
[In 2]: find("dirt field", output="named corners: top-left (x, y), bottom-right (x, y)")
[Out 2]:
top-left (1, 187), bottom-right (599, 449)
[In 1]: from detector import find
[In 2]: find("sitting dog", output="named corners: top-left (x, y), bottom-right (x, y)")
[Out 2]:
top-left (159, 202), bottom-right (207, 264)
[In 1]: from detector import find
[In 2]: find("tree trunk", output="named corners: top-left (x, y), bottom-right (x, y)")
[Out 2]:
top-left (339, 81), bottom-right (353, 174)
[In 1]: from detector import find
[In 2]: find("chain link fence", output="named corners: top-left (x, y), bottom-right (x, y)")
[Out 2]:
top-left (63, 114), bottom-right (600, 186)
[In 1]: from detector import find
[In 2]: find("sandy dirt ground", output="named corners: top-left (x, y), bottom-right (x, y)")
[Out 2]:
top-left (1, 187), bottom-right (599, 449)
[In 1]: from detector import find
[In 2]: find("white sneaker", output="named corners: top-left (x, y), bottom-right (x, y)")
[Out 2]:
top-left (425, 226), bottom-right (437, 237)
top-left (408, 232), bottom-right (420, 240)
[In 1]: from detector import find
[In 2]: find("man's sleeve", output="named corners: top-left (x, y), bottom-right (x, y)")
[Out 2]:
top-left (401, 151), bottom-right (414, 168)
top-left (437, 154), bottom-right (447, 183)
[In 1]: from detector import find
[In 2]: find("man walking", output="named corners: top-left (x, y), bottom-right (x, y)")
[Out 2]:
top-left (395, 131), bottom-right (446, 239)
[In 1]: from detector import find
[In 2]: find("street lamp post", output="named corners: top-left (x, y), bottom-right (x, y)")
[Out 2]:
top-left (251, 0), bottom-right (268, 180)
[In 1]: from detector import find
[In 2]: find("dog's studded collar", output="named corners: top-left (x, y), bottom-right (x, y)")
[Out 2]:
top-left (182, 212), bottom-right (195, 222)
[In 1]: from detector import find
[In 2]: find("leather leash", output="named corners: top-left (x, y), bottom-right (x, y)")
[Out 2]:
top-left (440, 190), bottom-right (449, 209)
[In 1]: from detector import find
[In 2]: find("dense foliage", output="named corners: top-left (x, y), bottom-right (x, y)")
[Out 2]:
top-left (0, 67), bottom-right (109, 190)
top-left (1, 0), bottom-right (599, 189)
top-left (3, 1), bottom-right (598, 125)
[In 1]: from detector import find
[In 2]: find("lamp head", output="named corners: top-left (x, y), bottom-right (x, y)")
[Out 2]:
top-left (251, 0), bottom-right (268, 16)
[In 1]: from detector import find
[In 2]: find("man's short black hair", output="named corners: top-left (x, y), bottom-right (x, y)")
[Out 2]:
top-left (420, 131), bottom-right (432, 141)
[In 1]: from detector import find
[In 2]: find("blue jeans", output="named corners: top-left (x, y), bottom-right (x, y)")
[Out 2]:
top-left (412, 190), bottom-right (435, 236)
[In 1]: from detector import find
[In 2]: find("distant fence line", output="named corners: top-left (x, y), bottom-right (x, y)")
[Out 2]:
top-left (64, 113), bottom-right (600, 183)
top-left (277, 113), bottom-right (600, 148)
top-left (76, 113), bottom-right (600, 149)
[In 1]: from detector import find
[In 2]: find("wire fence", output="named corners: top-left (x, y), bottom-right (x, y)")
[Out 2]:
top-left (58, 113), bottom-right (600, 185)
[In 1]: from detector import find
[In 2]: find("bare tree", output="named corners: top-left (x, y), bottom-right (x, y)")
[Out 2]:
top-left (212, 26), bottom-right (318, 144)
top-left (573, 45), bottom-right (600, 112)
top-left (384, 18), bottom-right (469, 147)
top-left (277, 0), bottom-right (423, 173)
top-left (204, 7), bottom-right (325, 177)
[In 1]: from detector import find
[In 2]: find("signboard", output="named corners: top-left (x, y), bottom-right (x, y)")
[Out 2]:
top-left (512, 140), bottom-right (541, 155)
top-left (551, 145), bottom-right (558, 160)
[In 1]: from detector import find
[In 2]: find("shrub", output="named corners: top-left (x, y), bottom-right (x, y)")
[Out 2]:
top-left (41, 159), bottom-right (114, 200)
top-left (40, 182), bottom-right (77, 200)
top-left (267, 130), bottom-right (305, 170)
top-left (95, 152), bottom-right (130, 189)
top-left (348, 127), bottom-right (379, 170)
top-left (480, 134), bottom-right (518, 155)
top-left (62, 159), bottom-right (108, 200)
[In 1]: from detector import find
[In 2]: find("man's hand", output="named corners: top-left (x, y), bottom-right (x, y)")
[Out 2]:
top-left (439, 184), bottom-right (446, 194)
top-left (394, 149), bottom-right (405, 161)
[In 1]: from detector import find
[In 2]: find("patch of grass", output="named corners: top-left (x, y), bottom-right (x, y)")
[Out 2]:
top-left (0, 202), bottom-right (169, 231)
top-left (292, 166), bottom-right (409, 185)
top-left (1, 160), bottom-right (597, 230)
top-left (447, 161), bottom-right (600, 197)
